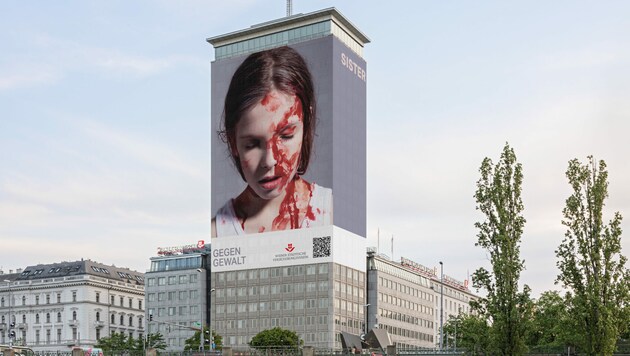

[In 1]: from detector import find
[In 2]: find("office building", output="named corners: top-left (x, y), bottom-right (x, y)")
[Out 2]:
top-left (207, 7), bottom-right (370, 350)
top-left (145, 241), bottom-right (211, 351)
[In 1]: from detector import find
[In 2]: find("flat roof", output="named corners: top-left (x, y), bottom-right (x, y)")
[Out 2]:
top-left (207, 7), bottom-right (370, 47)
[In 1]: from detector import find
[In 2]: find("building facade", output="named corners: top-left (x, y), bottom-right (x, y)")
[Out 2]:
top-left (207, 7), bottom-right (370, 351)
top-left (0, 260), bottom-right (144, 352)
top-left (366, 252), bottom-right (479, 349)
top-left (145, 242), bottom-right (211, 351)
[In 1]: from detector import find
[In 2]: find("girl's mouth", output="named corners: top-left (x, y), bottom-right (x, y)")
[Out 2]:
top-left (259, 176), bottom-right (282, 190)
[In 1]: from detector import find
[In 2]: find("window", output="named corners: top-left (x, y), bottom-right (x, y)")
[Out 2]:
top-left (22, 296), bottom-right (26, 305)
top-left (111, 295), bottom-right (115, 305)
top-left (168, 307), bottom-right (176, 316)
top-left (57, 293), bottom-right (61, 303)
top-left (179, 306), bottom-right (188, 316)
top-left (179, 291), bottom-right (187, 301)
top-left (129, 316), bottom-right (133, 326)
top-left (96, 293), bottom-right (100, 303)
top-left (57, 329), bottom-right (61, 343)
top-left (1, 297), bottom-right (3, 307)
top-left (120, 315), bottom-right (124, 325)
top-left (119, 296), bottom-right (123, 306)
top-left (147, 278), bottom-right (156, 286)
top-left (36, 295), bottom-right (40, 305)
top-left (158, 293), bottom-right (165, 302)
top-left (179, 275), bottom-right (188, 284)
top-left (189, 274), bottom-right (198, 283)
top-left (72, 311), bottom-right (77, 320)
top-left (35, 314), bottom-right (40, 324)
top-left (46, 294), bottom-right (50, 304)
top-left (96, 312), bottom-right (100, 321)
top-left (22, 315), bottom-right (26, 323)
top-left (138, 300), bottom-right (142, 310)
top-left (189, 290), bottom-right (198, 300)
top-left (168, 276), bottom-right (177, 285)
top-left (72, 328), bottom-right (77, 341)
top-left (148, 293), bottom-right (156, 302)
top-left (57, 312), bottom-right (61, 322)
top-left (46, 313), bottom-right (51, 323)
top-left (35, 330), bottom-right (40, 344)
top-left (96, 329), bottom-right (101, 340)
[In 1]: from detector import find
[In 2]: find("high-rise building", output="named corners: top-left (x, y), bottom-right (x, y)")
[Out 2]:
top-left (145, 241), bottom-right (210, 351)
top-left (207, 7), bottom-right (370, 350)
top-left (0, 260), bottom-right (144, 352)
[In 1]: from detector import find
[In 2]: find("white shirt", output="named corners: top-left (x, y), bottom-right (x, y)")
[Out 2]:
top-left (215, 184), bottom-right (332, 237)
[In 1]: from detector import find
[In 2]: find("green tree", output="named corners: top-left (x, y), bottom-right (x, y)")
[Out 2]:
top-left (249, 327), bottom-right (302, 349)
top-left (473, 143), bottom-right (532, 355)
top-left (95, 332), bottom-right (166, 352)
top-left (145, 333), bottom-right (167, 351)
top-left (442, 312), bottom-right (491, 355)
top-left (184, 326), bottom-right (223, 351)
top-left (556, 156), bottom-right (630, 356)
top-left (95, 332), bottom-right (128, 352)
top-left (526, 291), bottom-right (572, 349)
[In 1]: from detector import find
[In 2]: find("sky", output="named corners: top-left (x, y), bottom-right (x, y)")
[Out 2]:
top-left (1, 1), bottom-right (629, 298)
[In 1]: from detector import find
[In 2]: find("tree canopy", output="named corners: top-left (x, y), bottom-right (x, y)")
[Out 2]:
top-left (94, 332), bottom-right (166, 352)
top-left (249, 327), bottom-right (302, 349)
top-left (472, 143), bottom-right (532, 355)
top-left (556, 156), bottom-right (630, 355)
top-left (184, 326), bottom-right (223, 351)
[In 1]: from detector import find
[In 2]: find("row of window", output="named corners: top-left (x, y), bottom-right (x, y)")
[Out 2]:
top-left (215, 281), bottom-right (329, 298)
top-left (149, 256), bottom-right (202, 273)
top-left (1, 291), bottom-right (143, 310)
top-left (215, 315), bottom-right (329, 331)
top-left (333, 265), bottom-right (364, 284)
top-left (146, 273), bottom-right (199, 287)
top-left (147, 289), bottom-right (198, 303)
top-left (215, 264), bottom-right (328, 283)
top-left (147, 305), bottom-right (199, 318)
top-left (379, 308), bottom-right (434, 329)
top-left (2, 311), bottom-right (67, 324)
top-left (1, 292), bottom-right (68, 307)
top-left (333, 315), bottom-right (364, 330)
top-left (378, 292), bottom-right (433, 314)
top-left (379, 276), bottom-right (433, 301)
top-left (215, 298), bottom-right (329, 314)
top-left (99, 293), bottom-right (143, 310)
top-left (380, 323), bottom-right (434, 343)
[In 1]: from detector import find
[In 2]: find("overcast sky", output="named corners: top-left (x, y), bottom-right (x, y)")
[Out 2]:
top-left (1, 1), bottom-right (629, 298)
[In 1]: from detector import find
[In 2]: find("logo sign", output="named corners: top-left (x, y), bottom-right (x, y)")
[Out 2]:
top-left (157, 240), bottom-right (208, 256)
top-left (400, 257), bottom-right (437, 278)
top-left (285, 243), bottom-right (295, 252)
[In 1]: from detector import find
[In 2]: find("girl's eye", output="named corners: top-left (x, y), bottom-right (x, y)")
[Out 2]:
top-left (244, 140), bottom-right (259, 149)
top-left (280, 134), bottom-right (294, 140)
top-left (279, 126), bottom-right (297, 140)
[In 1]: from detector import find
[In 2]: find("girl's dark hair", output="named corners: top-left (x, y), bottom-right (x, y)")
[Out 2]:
top-left (221, 46), bottom-right (316, 180)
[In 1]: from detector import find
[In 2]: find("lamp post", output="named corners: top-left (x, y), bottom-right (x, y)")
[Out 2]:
top-left (196, 269), bottom-right (205, 353)
top-left (3, 279), bottom-right (12, 348)
top-left (363, 304), bottom-right (370, 340)
top-left (209, 288), bottom-right (215, 350)
top-left (439, 261), bottom-right (443, 351)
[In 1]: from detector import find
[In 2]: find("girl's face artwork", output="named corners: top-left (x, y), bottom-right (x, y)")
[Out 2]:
top-left (234, 89), bottom-right (304, 201)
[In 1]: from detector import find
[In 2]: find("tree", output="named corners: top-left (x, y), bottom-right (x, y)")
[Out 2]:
top-left (249, 327), bottom-right (302, 349)
top-left (95, 332), bottom-right (166, 352)
top-left (473, 143), bottom-right (532, 355)
top-left (525, 291), bottom-right (572, 349)
top-left (184, 326), bottom-right (223, 351)
top-left (95, 332), bottom-right (128, 352)
top-left (556, 156), bottom-right (630, 355)
top-left (442, 312), bottom-right (491, 355)
top-left (145, 333), bottom-right (167, 351)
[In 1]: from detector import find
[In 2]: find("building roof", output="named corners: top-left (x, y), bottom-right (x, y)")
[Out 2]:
top-left (206, 7), bottom-right (370, 47)
top-left (13, 259), bottom-right (144, 285)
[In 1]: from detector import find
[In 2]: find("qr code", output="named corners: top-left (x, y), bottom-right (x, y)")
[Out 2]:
top-left (313, 236), bottom-right (331, 258)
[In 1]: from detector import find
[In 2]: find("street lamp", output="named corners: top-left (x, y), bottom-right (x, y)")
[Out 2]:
top-left (209, 288), bottom-right (215, 350)
top-left (3, 279), bottom-right (13, 348)
top-left (196, 269), bottom-right (205, 353)
top-left (439, 261), bottom-right (444, 351)
top-left (362, 304), bottom-right (370, 340)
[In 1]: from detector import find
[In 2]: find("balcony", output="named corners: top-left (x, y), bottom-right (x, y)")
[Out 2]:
top-left (68, 319), bottom-right (79, 327)
top-left (17, 323), bottom-right (28, 330)
top-left (0, 323), bottom-right (6, 330)
top-left (94, 320), bottom-right (105, 328)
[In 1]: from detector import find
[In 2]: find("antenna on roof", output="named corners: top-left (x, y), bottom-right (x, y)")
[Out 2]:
top-left (286, 0), bottom-right (293, 16)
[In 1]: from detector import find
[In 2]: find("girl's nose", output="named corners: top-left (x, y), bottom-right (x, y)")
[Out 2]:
top-left (262, 143), bottom-right (278, 169)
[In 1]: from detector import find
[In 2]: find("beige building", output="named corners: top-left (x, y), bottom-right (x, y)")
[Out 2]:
top-left (0, 260), bottom-right (144, 352)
